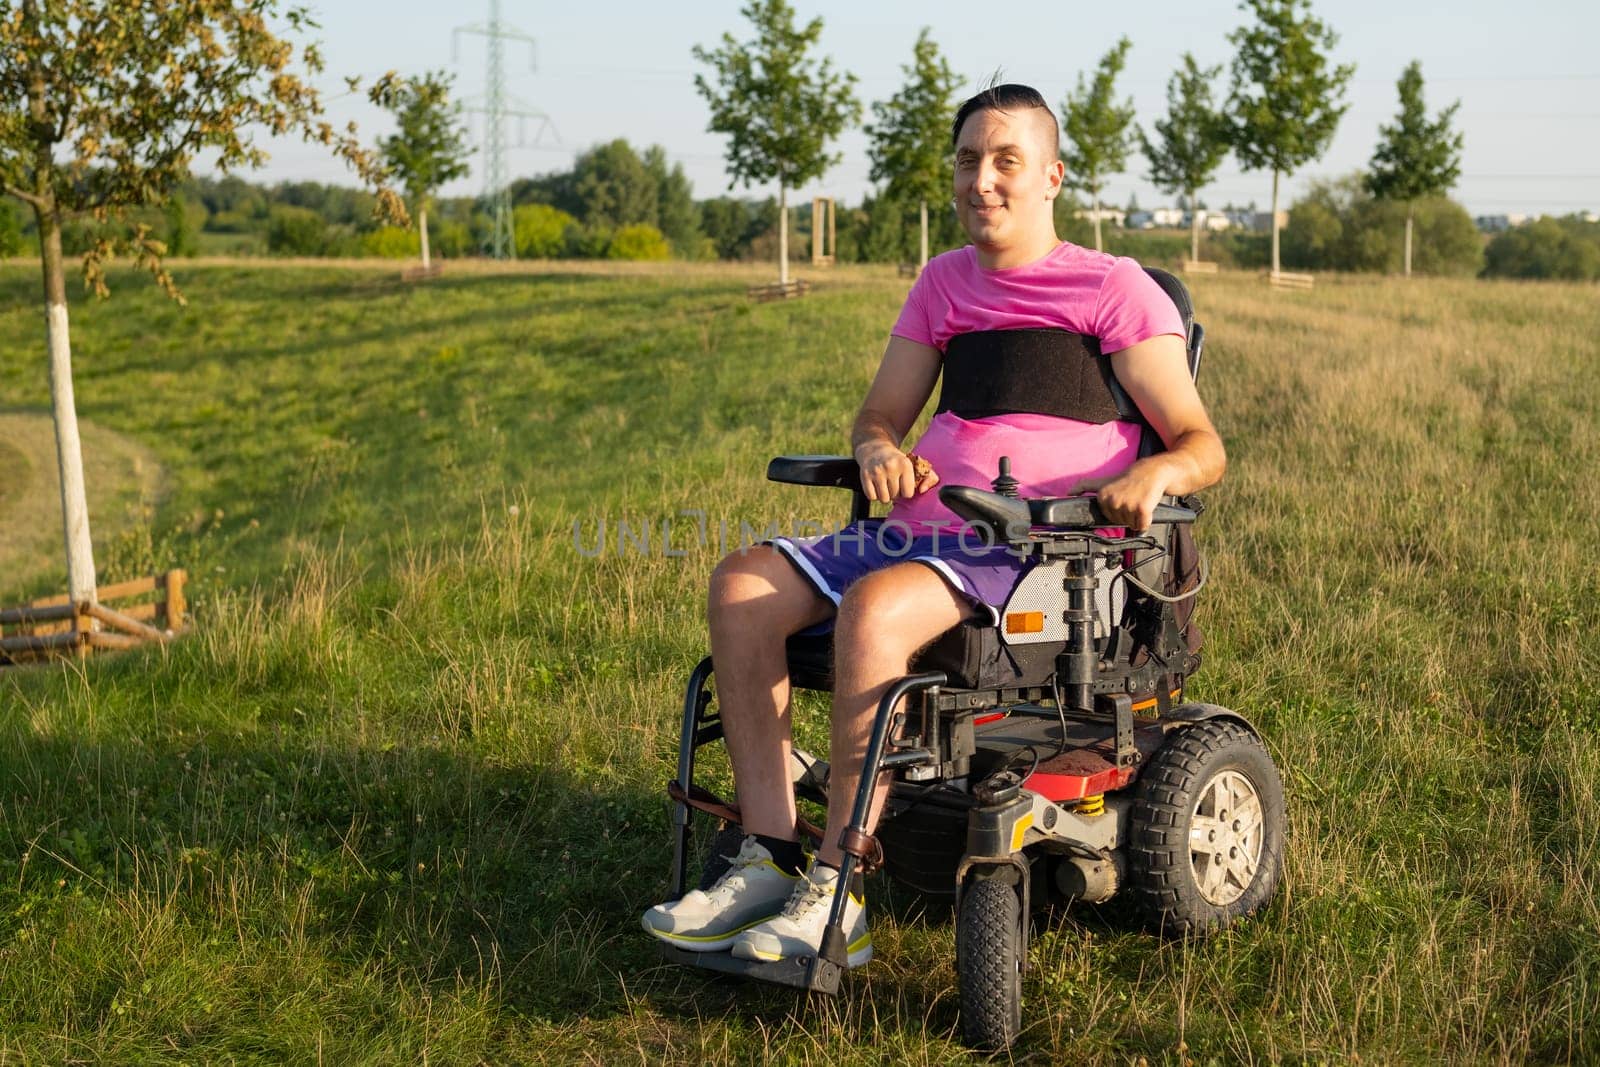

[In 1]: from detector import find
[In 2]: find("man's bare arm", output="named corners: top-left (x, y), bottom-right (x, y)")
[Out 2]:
top-left (850, 335), bottom-right (943, 502)
top-left (1071, 333), bottom-right (1226, 529)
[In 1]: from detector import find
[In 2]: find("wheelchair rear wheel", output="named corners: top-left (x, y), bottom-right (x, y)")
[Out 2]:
top-left (1126, 718), bottom-right (1284, 934)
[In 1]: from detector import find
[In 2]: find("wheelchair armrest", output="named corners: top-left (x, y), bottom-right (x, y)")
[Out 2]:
top-left (767, 455), bottom-right (861, 489)
top-left (1030, 496), bottom-right (1198, 527)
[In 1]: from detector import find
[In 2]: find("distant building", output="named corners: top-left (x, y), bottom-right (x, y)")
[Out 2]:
top-left (1074, 207), bottom-right (1126, 228)
top-left (1475, 214), bottom-right (1529, 233)
top-left (1196, 211), bottom-right (1233, 232)
top-left (1126, 207), bottom-right (1187, 230)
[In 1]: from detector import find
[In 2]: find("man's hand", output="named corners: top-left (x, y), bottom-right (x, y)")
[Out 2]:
top-left (1070, 455), bottom-right (1178, 531)
top-left (856, 441), bottom-right (939, 502)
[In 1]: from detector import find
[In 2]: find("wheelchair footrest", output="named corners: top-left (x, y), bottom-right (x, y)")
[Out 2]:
top-left (656, 942), bottom-right (843, 994)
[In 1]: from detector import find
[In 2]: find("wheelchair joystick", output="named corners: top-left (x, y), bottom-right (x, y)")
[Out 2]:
top-left (991, 456), bottom-right (1020, 498)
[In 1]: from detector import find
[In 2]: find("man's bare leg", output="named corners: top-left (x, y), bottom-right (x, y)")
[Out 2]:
top-left (818, 563), bottom-right (973, 867)
top-left (707, 545), bottom-right (834, 842)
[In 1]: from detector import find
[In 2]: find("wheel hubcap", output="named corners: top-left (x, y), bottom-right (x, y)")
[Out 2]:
top-left (1187, 769), bottom-right (1264, 905)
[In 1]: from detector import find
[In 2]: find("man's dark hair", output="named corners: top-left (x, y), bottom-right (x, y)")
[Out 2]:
top-left (950, 83), bottom-right (1060, 156)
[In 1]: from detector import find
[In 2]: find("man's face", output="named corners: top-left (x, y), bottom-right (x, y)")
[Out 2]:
top-left (953, 106), bottom-right (1064, 252)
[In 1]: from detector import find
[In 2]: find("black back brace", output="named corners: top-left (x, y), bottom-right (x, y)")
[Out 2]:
top-left (934, 328), bottom-right (1144, 427)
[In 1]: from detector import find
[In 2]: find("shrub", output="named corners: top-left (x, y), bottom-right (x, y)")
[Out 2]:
top-left (266, 205), bottom-right (329, 256)
top-left (360, 226), bottom-right (421, 259)
top-left (1281, 175), bottom-right (1482, 276)
top-left (606, 223), bottom-right (671, 261)
top-left (1483, 216), bottom-right (1600, 281)
top-left (513, 203), bottom-right (576, 259)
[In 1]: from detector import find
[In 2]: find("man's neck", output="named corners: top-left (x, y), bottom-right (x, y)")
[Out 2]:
top-left (974, 230), bottom-right (1063, 271)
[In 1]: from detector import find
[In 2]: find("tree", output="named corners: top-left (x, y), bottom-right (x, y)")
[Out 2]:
top-left (864, 28), bottom-right (963, 269)
top-left (512, 202), bottom-right (576, 258)
top-left (372, 70), bottom-right (471, 271)
top-left (1061, 37), bottom-right (1136, 253)
top-left (1140, 53), bottom-right (1231, 263)
top-left (643, 145), bottom-right (704, 257)
top-left (1226, 0), bottom-right (1354, 276)
top-left (0, 2), bottom-right (399, 610)
top-left (1366, 61), bottom-right (1462, 278)
top-left (692, 0), bottom-right (860, 285)
top-left (572, 139), bottom-right (658, 233)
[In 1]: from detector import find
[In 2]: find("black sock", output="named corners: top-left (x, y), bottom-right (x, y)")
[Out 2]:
top-left (753, 833), bottom-right (805, 876)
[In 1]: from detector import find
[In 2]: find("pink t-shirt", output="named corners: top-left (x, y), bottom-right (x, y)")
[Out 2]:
top-left (886, 241), bottom-right (1184, 533)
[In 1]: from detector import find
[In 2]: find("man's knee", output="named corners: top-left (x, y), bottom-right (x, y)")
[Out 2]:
top-left (834, 565), bottom-right (963, 657)
top-left (708, 545), bottom-right (828, 633)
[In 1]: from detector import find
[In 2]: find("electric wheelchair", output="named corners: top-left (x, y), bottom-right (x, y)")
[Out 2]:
top-left (656, 269), bottom-right (1285, 1051)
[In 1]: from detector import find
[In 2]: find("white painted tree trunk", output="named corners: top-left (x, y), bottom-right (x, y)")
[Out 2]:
top-left (419, 205), bottom-right (431, 270)
top-left (1092, 190), bottom-right (1104, 253)
top-left (1404, 209), bottom-right (1413, 278)
top-left (1189, 187), bottom-right (1201, 263)
top-left (778, 183), bottom-right (789, 286)
top-left (1271, 169), bottom-right (1281, 276)
top-left (38, 214), bottom-right (97, 608)
top-left (919, 198), bottom-right (929, 269)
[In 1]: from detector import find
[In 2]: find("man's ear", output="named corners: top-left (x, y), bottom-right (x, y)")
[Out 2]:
top-left (1044, 158), bottom-right (1065, 200)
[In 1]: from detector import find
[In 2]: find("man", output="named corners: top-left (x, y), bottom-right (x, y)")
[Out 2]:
top-left (642, 83), bottom-right (1225, 967)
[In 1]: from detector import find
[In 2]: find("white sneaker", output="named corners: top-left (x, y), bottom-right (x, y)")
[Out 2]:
top-left (641, 837), bottom-right (800, 952)
top-left (730, 861), bottom-right (872, 967)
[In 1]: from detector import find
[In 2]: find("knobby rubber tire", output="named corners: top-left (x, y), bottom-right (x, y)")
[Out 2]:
top-left (956, 875), bottom-right (1024, 1051)
top-left (1127, 718), bottom-right (1284, 935)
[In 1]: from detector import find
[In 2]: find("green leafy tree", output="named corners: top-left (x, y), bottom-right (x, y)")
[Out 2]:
top-left (572, 139), bottom-right (658, 232)
top-left (371, 70), bottom-right (471, 270)
top-left (864, 28), bottom-right (963, 269)
top-left (692, 0), bottom-right (860, 285)
top-left (1140, 54), bottom-right (1231, 263)
top-left (1061, 37), bottom-right (1136, 252)
top-left (643, 145), bottom-right (703, 257)
top-left (1483, 217), bottom-right (1600, 281)
top-left (1366, 61), bottom-right (1463, 278)
top-left (1226, 0), bottom-right (1355, 275)
top-left (0, 0), bottom-right (399, 608)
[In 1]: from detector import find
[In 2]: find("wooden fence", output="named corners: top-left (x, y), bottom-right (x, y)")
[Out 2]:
top-left (1269, 270), bottom-right (1315, 291)
top-left (0, 570), bottom-right (187, 666)
top-left (747, 279), bottom-right (810, 303)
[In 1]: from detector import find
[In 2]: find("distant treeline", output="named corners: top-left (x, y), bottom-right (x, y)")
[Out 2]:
top-left (0, 137), bottom-right (1594, 280)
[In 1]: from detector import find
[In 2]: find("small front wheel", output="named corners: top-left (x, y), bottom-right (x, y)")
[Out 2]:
top-left (1127, 718), bottom-right (1284, 934)
top-left (956, 873), bottom-right (1024, 1050)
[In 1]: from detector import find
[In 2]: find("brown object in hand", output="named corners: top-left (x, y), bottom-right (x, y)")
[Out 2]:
top-left (908, 452), bottom-right (934, 483)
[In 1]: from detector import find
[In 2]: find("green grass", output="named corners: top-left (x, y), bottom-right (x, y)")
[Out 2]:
top-left (1, 259), bottom-right (1597, 1063)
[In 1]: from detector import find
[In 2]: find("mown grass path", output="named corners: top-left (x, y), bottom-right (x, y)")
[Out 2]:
top-left (0, 261), bottom-right (1597, 1063)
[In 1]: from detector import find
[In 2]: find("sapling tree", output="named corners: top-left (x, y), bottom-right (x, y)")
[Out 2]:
top-left (1367, 61), bottom-right (1462, 278)
top-left (371, 70), bottom-right (471, 271)
top-left (1140, 54), bottom-right (1231, 264)
top-left (0, 0), bottom-right (401, 608)
top-left (692, 0), bottom-right (859, 286)
top-left (1225, 0), bottom-right (1355, 275)
top-left (1061, 37), bottom-right (1136, 253)
top-left (865, 28), bottom-right (963, 270)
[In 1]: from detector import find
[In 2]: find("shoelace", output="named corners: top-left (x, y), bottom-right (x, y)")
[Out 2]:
top-left (782, 874), bottom-right (836, 920)
top-left (703, 847), bottom-right (769, 903)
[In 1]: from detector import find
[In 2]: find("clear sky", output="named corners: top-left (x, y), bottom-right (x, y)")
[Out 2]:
top-left (236, 0), bottom-right (1600, 218)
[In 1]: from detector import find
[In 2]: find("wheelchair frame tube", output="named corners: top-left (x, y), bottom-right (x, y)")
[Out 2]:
top-left (670, 656), bottom-right (717, 900)
top-left (1062, 555), bottom-right (1098, 712)
top-left (810, 670), bottom-right (946, 981)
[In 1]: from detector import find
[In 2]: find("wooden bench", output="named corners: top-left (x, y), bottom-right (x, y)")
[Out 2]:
top-left (401, 263), bottom-right (444, 283)
top-left (897, 263), bottom-right (920, 279)
top-left (1269, 270), bottom-right (1314, 290)
top-left (747, 280), bottom-right (810, 303)
top-left (1181, 260), bottom-right (1219, 274)
top-left (1, 570), bottom-right (188, 665)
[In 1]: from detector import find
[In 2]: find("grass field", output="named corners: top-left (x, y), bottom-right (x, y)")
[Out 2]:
top-left (1, 258), bottom-right (1598, 1064)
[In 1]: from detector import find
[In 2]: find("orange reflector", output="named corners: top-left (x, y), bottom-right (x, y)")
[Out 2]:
top-left (1004, 611), bottom-right (1044, 634)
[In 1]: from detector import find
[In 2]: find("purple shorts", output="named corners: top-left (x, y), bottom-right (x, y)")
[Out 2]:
top-left (769, 519), bottom-right (1031, 629)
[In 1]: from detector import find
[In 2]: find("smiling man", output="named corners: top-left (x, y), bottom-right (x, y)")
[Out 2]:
top-left (642, 83), bottom-right (1225, 968)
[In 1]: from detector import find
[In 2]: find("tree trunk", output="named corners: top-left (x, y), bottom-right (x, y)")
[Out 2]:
top-left (919, 197), bottom-right (929, 269)
top-left (778, 183), bottom-right (788, 286)
top-left (1270, 168), bottom-right (1281, 276)
top-left (1189, 187), bottom-right (1201, 263)
top-left (35, 204), bottom-right (98, 609)
top-left (1092, 190), bottom-right (1104, 253)
top-left (419, 204), bottom-right (431, 270)
top-left (1404, 207), bottom-right (1413, 278)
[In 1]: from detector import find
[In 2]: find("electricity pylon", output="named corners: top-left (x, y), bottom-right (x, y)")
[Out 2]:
top-left (454, 0), bottom-right (555, 258)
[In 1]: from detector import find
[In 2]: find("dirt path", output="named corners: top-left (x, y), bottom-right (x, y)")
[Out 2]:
top-left (0, 411), bottom-right (167, 602)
